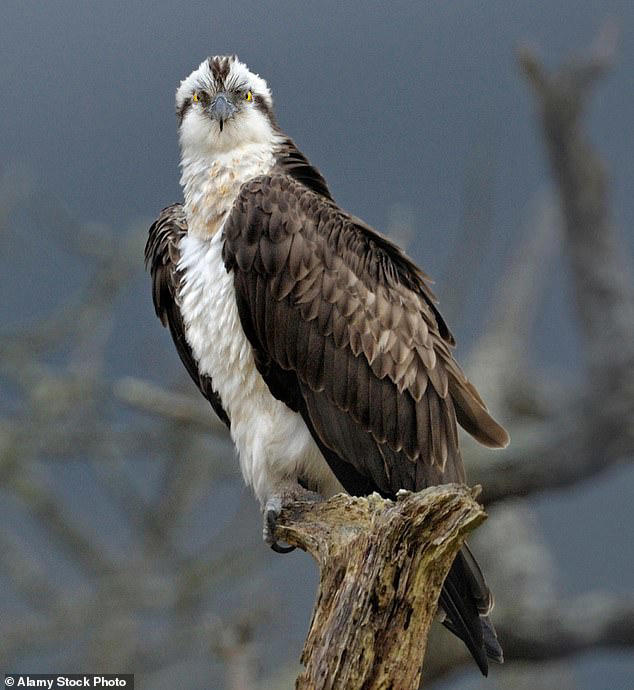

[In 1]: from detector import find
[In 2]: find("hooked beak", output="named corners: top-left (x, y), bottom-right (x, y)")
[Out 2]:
top-left (209, 93), bottom-right (237, 132)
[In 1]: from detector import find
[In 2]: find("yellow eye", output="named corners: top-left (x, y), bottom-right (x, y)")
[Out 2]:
top-left (245, 90), bottom-right (252, 102)
top-left (192, 91), bottom-right (198, 103)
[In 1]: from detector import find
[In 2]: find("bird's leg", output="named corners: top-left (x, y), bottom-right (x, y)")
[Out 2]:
top-left (263, 482), bottom-right (323, 554)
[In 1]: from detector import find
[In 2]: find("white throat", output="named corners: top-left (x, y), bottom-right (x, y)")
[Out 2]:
top-left (180, 140), bottom-right (276, 239)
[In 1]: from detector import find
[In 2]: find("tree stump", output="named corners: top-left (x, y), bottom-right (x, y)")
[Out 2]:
top-left (274, 483), bottom-right (486, 690)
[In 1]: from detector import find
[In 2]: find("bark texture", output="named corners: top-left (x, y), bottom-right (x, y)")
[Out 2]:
top-left (273, 484), bottom-right (486, 690)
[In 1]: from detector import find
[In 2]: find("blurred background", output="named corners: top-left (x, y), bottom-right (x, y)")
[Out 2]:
top-left (1, 2), bottom-right (633, 688)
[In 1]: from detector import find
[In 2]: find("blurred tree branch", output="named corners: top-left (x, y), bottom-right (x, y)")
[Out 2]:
top-left (114, 376), bottom-right (227, 435)
top-left (425, 23), bottom-right (634, 685)
top-left (466, 25), bottom-right (633, 507)
top-left (425, 591), bottom-right (634, 682)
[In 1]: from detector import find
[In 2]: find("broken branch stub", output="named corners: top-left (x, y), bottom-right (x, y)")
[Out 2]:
top-left (275, 484), bottom-right (486, 690)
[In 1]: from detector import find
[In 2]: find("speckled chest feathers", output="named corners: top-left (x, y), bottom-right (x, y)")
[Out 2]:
top-left (180, 143), bottom-right (275, 239)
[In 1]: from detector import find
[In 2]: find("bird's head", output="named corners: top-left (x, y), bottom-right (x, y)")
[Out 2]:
top-left (176, 55), bottom-right (276, 155)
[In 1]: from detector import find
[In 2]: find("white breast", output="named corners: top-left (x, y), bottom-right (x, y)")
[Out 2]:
top-left (177, 147), bottom-right (342, 505)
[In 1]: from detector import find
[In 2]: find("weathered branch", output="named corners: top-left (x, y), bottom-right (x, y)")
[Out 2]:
top-left (274, 484), bottom-right (486, 690)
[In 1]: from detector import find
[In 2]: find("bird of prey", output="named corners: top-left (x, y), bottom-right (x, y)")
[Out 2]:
top-left (146, 55), bottom-right (509, 675)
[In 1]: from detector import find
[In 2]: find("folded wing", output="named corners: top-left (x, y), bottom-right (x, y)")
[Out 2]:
top-left (222, 174), bottom-right (508, 497)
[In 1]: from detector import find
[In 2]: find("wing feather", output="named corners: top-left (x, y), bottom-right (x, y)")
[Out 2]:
top-left (145, 204), bottom-right (230, 428)
top-left (223, 173), bottom-right (509, 494)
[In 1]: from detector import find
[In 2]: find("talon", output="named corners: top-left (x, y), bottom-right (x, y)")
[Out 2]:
top-left (263, 501), bottom-right (296, 554)
top-left (271, 541), bottom-right (295, 554)
top-left (262, 486), bottom-right (324, 554)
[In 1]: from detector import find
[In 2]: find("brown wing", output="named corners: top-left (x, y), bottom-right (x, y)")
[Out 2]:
top-left (222, 174), bottom-right (508, 495)
top-left (146, 204), bottom-right (230, 428)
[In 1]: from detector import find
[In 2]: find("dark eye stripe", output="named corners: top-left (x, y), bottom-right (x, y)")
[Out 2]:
top-left (253, 93), bottom-right (276, 125)
top-left (178, 89), bottom-right (275, 126)
top-left (177, 98), bottom-right (192, 122)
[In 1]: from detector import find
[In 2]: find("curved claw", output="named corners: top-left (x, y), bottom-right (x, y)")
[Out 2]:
top-left (264, 501), bottom-right (295, 554)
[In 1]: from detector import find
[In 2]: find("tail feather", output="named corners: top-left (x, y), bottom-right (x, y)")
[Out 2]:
top-left (482, 615), bottom-right (504, 664)
top-left (440, 547), bottom-right (503, 676)
top-left (460, 543), bottom-right (494, 615)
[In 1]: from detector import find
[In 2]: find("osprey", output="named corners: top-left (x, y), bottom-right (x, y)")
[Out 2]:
top-left (146, 55), bottom-right (509, 675)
